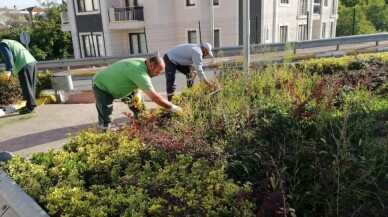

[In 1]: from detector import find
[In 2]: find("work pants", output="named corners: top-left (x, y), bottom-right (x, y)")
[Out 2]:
top-left (18, 62), bottom-right (37, 109)
top-left (163, 54), bottom-right (192, 101)
top-left (93, 84), bottom-right (114, 128)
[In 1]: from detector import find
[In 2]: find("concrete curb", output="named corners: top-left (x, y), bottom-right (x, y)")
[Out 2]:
top-left (0, 93), bottom-right (57, 117)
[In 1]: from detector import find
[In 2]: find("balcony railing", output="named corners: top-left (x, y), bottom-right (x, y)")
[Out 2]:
top-left (109, 6), bottom-right (144, 22)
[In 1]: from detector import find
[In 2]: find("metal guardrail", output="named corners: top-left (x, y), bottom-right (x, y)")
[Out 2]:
top-left (0, 52), bottom-right (156, 71)
top-left (38, 52), bottom-right (156, 70)
top-left (212, 33), bottom-right (388, 56)
top-left (1, 33), bottom-right (388, 71)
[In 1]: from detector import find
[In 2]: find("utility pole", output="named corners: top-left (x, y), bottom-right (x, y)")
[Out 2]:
top-left (243, 0), bottom-right (250, 73)
top-left (352, 6), bottom-right (356, 35)
top-left (210, 0), bottom-right (215, 62)
top-left (306, 11), bottom-right (309, 40)
top-left (199, 21), bottom-right (202, 44)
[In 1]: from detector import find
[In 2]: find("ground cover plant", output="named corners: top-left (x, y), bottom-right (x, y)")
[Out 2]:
top-left (2, 53), bottom-right (388, 216)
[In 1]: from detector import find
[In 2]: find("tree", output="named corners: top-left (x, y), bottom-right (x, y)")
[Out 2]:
top-left (29, 1), bottom-right (73, 60)
top-left (0, 0), bottom-right (73, 61)
top-left (363, 0), bottom-right (388, 31)
top-left (341, 0), bottom-right (361, 7)
top-left (336, 3), bottom-right (377, 36)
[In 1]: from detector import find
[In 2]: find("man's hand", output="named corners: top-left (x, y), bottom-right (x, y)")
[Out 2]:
top-left (0, 71), bottom-right (11, 81)
top-left (169, 104), bottom-right (183, 116)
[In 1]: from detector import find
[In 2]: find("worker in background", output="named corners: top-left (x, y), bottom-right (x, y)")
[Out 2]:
top-left (92, 55), bottom-right (182, 131)
top-left (163, 43), bottom-right (213, 101)
top-left (0, 39), bottom-right (38, 114)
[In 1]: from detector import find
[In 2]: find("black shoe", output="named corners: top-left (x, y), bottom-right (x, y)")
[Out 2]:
top-left (19, 107), bottom-right (35, 114)
top-left (19, 106), bottom-right (29, 111)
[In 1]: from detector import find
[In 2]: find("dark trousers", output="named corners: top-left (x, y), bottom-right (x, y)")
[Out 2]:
top-left (93, 84), bottom-right (114, 128)
top-left (164, 54), bottom-right (192, 101)
top-left (18, 62), bottom-right (37, 109)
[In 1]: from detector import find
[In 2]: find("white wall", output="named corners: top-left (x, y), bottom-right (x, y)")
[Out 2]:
top-left (143, 0), bottom-right (177, 54)
top-left (262, 0), bottom-right (338, 43)
top-left (143, 0), bottom-right (238, 54)
top-left (66, 0), bottom-right (338, 58)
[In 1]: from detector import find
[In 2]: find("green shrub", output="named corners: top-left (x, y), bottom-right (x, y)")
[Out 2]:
top-left (0, 70), bottom-right (53, 105)
top-left (175, 61), bottom-right (387, 216)
top-left (2, 131), bottom-right (255, 217)
top-left (2, 53), bottom-right (387, 216)
top-left (36, 70), bottom-right (53, 97)
top-left (0, 76), bottom-right (22, 105)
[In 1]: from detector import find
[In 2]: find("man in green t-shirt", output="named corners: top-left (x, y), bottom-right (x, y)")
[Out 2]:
top-left (0, 39), bottom-right (38, 114)
top-left (92, 56), bottom-right (182, 130)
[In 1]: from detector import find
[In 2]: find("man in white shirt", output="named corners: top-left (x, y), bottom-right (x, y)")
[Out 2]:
top-left (163, 43), bottom-right (213, 101)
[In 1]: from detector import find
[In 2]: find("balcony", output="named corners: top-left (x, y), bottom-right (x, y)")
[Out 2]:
top-left (108, 6), bottom-right (145, 30)
top-left (61, 12), bottom-right (71, 31)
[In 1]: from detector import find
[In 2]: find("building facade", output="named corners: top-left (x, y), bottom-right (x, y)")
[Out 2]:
top-left (61, 0), bottom-right (338, 59)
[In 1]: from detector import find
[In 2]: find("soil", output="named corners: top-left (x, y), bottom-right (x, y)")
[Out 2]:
top-left (66, 91), bottom-right (95, 104)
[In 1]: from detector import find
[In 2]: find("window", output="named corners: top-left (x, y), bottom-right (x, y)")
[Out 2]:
top-left (313, 0), bottom-right (321, 14)
top-left (322, 22), bottom-right (326, 38)
top-left (186, 0), bottom-right (195, 6)
top-left (279, 25), bottom-right (288, 43)
top-left (94, 34), bottom-right (105, 57)
top-left (331, 0), bottom-right (336, 14)
top-left (129, 33), bottom-right (147, 54)
top-left (125, 0), bottom-right (143, 7)
top-left (188, 30), bottom-right (197, 44)
top-left (213, 0), bottom-right (219, 6)
top-left (77, 0), bottom-right (99, 13)
top-left (298, 24), bottom-right (308, 41)
top-left (281, 0), bottom-right (289, 3)
top-left (266, 26), bottom-right (270, 41)
top-left (330, 22), bottom-right (334, 37)
top-left (81, 33), bottom-right (105, 57)
top-left (324, 0), bottom-right (328, 6)
top-left (214, 29), bottom-right (220, 47)
top-left (298, 0), bottom-right (308, 15)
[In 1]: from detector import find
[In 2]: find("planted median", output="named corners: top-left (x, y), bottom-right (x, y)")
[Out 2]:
top-left (1, 53), bottom-right (387, 216)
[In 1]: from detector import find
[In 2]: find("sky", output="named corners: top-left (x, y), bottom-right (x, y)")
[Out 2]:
top-left (0, 0), bottom-right (62, 9)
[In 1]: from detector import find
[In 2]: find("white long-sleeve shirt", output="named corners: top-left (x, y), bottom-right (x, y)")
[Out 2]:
top-left (166, 44), bottom-right (208, 82)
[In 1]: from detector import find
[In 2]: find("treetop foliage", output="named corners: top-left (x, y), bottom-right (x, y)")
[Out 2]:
top-left (0, 0), bottom-right (72, 61)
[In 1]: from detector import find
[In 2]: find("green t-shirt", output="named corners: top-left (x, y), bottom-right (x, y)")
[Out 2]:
top-left (1, 39), bottom-right (36, 75)
top-left (93, 58), bottom-right (154, 99)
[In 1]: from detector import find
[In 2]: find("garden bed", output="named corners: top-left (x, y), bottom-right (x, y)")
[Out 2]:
top-left (1, 53), bottom-right (387, 217)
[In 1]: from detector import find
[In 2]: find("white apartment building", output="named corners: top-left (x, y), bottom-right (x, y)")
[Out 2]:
top-left (61, 0), bottom-right (338, 59)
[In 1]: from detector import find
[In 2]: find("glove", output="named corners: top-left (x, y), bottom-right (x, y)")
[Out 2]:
top-left (0, 71), bottom-right (11, 81)
top-left (133, 92), bottom-right (143, 109)
top-left (169, 104), bottom-right (183, 116)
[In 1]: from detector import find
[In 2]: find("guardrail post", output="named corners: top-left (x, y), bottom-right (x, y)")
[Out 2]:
top-left (336, 44), bottom-right (340, 51)
top-left (376, 41), bottom-right (379, 46)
